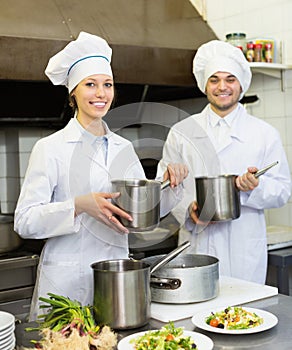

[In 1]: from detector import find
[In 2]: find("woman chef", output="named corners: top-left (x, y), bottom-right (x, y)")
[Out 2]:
top-left (14, 32), bottom-right (188, 321)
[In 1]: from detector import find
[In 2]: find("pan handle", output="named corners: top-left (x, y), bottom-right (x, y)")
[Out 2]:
top-left (254, 161), bottom-right (279, 178)
top-left (150, 276), bottom-right (181, 290)
top-left (150, 241), bottom-right (190, 275)
top-left (161, 179), bottom-right (170, 190)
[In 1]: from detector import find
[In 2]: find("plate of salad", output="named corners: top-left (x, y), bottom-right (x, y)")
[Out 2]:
top-left (117, 322), bottom-right (214, 350)
top-left (191, 306), bottom-right (278, 335)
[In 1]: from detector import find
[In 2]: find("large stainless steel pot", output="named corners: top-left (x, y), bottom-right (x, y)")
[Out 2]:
top-left (91, 259), bottom-right (150, 330)
top-left (0, 215), bottom-right (23, 253)
top-left (143, 253), bottom-right (219, 304)
top-left (91, 241), bottom-right (190, 329)
top-left (111, 179), bottom-right (169, 231)
top-left (195, 161), bottom-right (279, 222)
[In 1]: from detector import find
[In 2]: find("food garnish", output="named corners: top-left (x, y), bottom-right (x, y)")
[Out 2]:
top-left (25, 293), bottom-right (117, 349)
top-left (205, 306), bottom-right (263, 330)
top-left (129, 321), bottom-right (198, 349)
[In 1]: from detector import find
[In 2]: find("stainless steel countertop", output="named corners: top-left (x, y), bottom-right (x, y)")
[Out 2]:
top-left (118, 294), bottom-right (292, 350)
top-left (15, 294), bottom-right (292, 350)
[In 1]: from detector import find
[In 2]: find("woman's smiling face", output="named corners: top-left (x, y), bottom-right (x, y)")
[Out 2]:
top-left (72, 74), bottom-right (114, 123)
top-left (205, 71), bottom-right (242, 117)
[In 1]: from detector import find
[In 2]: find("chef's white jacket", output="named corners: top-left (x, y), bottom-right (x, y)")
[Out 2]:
top-left (157, 103), bottom-right (291, 284)
top-left (14, 118), bottom-right (180, 320)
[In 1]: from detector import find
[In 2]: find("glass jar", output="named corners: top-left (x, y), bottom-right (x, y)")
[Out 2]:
top-left (254, 43), bottom-right (263, 62)
top-left (246, 42), bottom-right (254, 62)
top-left (265, 43), bottom-right (273, 63)
top-left (226, 33), bottom-right (247, 52)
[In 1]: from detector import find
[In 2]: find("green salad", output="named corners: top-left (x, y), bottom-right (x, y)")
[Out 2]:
top-left (206, 306), bottom-right (263, 330)
top-left (129, 322), bottom-right (197, 349)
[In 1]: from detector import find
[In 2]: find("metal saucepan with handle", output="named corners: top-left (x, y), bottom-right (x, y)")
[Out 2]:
top-left (143, 252), bottom-right (219, 304)
top-left (195, 161), bottom-right (279, 222)
top-left (91, 241), bottom-right (190, 329)
top-left (111, 178), bottom-right (170, 231)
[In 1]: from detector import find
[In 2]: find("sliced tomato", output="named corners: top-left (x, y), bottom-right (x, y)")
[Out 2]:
top-left (165, 334), bottom-right (175, 341)
top-left (209, 318), bottom-right (219, 328)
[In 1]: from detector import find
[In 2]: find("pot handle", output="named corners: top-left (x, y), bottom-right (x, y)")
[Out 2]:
top-left (161, 179), bottom-right (170, 190)
top-left (254, 161), bottom-right (279, 178)
top-left (150, 276), bottom-right (181, 290)
top-left (150, 241), bottom-right (191, 275)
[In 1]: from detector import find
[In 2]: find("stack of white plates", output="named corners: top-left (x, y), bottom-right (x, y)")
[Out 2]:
top-left (0, 311), bottom-right (15, 350)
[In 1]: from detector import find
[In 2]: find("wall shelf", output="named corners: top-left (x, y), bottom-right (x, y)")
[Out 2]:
top-left (250, 62), bottom-right (292, 78)
top-left (249, 62), bottom-right (292, 90)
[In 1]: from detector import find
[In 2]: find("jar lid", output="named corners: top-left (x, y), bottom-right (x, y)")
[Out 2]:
top-left (226, 33), bottom-right (246, 39)
top-left (247, 42), bottom-right (254, 48)
top-left (254, 43), bottom-right (263, 48)
top-left (265, 43), bottom-right (272, 48)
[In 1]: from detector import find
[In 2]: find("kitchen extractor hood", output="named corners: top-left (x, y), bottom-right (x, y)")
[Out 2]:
top-left (0, 0), bottom-right (217, 125)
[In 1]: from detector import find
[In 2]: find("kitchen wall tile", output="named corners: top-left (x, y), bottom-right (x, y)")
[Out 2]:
top-left (262, 91), bottom-right (285, 118)
top-left (268, 205), bottom-right (290, 226)
top-left (19, 152), bottom-right (31, 179)
top-left (286, 120), bottom-right (292, 146)
top-left (281, 30), bottom-right (292, 63)
top-left (265, 117), bottom-right (287, 144)
top-left (19, 129), bottom-right (43, 153)
top-left (0, 131), bottom-right (5, 153)
top-left (282, 1), bottom-right (292, 32)
top-left (0, 153), bottom-right (6, 177)
top-left (205, 1), bottom-right (226, 21)
top-left (223, 16), bottom-right (246, 37)
top-left (284, 70), bottom-right (292, 89)
top-left (249, 74), bottom-right (264, 93)
top-left (262, 75), bottom-right (282, 91)
top-left (286, 145), bottom-right (292, 170)
top-left (284, 91), bottom-right (292, 118)
top-left (0, 177), bottom-right (6, 203)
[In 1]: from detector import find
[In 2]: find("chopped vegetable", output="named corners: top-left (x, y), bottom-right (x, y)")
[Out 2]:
top-left (205, 306), bottom-right (263, 330)
top-left (25, 293), bottom-right (117, 349)
top-left (130, 322), bottom-right (197, 349)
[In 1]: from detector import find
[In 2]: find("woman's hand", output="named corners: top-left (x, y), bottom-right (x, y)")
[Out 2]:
top-left (74, 192), bottom-right (132, 234)
top-left (235, 167), bottom-right (259, 192)
top-left (188, 201), bottom-right (210, 225)
top-left (163, 163), bottom-right (189, 188)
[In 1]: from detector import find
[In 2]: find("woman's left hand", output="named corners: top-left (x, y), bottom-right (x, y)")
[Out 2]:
top-left (163, 163), bottom-right (189, 188)
top-left (235, 166), bottom-right (259, 192)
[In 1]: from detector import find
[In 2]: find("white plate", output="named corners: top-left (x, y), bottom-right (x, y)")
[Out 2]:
top-left (191, 307), bottom-right (278, 335)
top-left (0, 333), bottom-right (14, 346)
top-left (0, 334), bottom-right (15, 350)
top-left (118, 330), bottom-right (214, 350)
top-left (0, 324), bottom-right (15, 341)
top-left (0, 312), bottom-right (14, 332)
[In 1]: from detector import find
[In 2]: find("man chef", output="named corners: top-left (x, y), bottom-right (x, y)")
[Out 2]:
top-left (157, 40), bottom-right (291, 284)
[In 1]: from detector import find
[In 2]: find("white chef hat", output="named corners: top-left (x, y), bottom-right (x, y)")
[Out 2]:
top-left (193, 40), bottom-right (252, 100)
top-left (45, 31), bottom-right (113, 93)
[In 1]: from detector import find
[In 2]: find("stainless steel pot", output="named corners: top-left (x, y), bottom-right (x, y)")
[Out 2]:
top-left (0, 215), bottom-right (23, 253)
top-left (91, 241), bottom-right (190, 329)
top-left (143, 253), bottom-right (219, 304)
top-left (195, 161), bottom-right (279, 222)
top-left (196, 174), bottom-right (240, 222)
top-left (91, 259), bottom-right (151, 330)
top-left (111, 178), bottom-right (169, 231)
